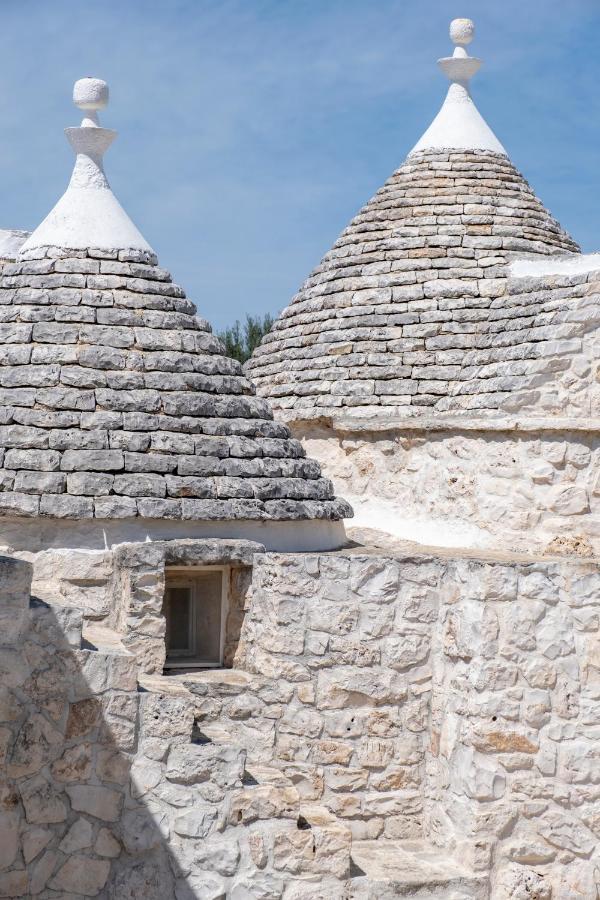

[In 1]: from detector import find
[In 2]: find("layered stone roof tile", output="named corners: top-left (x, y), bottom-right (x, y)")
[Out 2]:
top-left (247, 21), bottom-right (580, 421)
top-left (0, 79), bottom-right (351, 523)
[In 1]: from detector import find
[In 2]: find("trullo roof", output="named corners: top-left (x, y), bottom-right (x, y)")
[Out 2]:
top-left (0, 78), bottom-right (351, 526)
top-left (247, 19), bottom-right (580, 421)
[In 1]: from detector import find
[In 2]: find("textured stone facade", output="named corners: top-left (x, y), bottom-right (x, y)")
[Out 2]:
top-left (299, 420), bottom-right (600, 555)
top-left (2, 544), bottom-right (600, 898)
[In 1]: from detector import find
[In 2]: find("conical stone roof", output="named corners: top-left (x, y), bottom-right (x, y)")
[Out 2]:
top-left (0, 78), bottom-right (350, 532)
top-left (247, 20), bottom-right (580, 421)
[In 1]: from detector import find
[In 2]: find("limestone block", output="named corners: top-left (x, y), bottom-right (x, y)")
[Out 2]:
top-left (22, 826), bottom-right (52, 865)
top-left (111, 860), bottom-right (176, 900)
top-left (59, 817), bottom-right (93, 853)
top-left (0, 557), bottom-right (31, 645)
top-left (139, 693), bottom-right (194, 739)
top-left (174, 806), bottom-right (217, 838)
top-left (569, 572), bottom-right (600, 607)
top-left (120, 809), bottom-right (167, 853)
top-left (316, 667), bottom-right (407, 709)
top-left (95, 827), bottom-right (121, 858)
top-left (101, 691), bottom-right (138, 750)
top-left (130, 757), bottom-right (163, 798)
top-left (383, 631), bottom-right (430, 669)
top-left (536, 609), bottom-right (576, 660)
top-left (452, 747), bottom-right (506, 801)
top-left (20, 774), bottom-right (67, 824)
top-left (0, 686), bottom-right (20, 722)
top-left (363, 790), bottom-right (421, 817)
top-left (311, 741), bottom-right (354, 766)
top-left (282, 764), bottom-right (324, 800)
top-left (51, 742), bottom-right (93, 782)
top-left (522, 658), bottom-right (557, 689)
top-left (0, 871), bottom-right (29, 897)
top-left (65, 698), bottom-right (101, 740)
top-left (272, 828), bottom-right (313, 874)
top-left (549, 485), bottom-right (589, 516)
top-left (558, 742), bottom-right (600, 784)
top-left (494, 865), bottom-right (552, 900)
top-left (279, 707), bottom-right (323, 739)
top-left (194, 836), bottom-right (240, 877)
top-left (231, 784), bottom-right (300, 825)
top-left (537, 811), bottom-right (596, 856)
top-left (518, 570), bottom-right (561, 604)
top-left (49, 856), bottom-right (111, 896)
top-left (356, 738), bottom-right (395, 769)
top-left (66, 784), bottom-right (123, 821)
top-left (247, 831), bottom-right (268, 869)
top-left (350, 559), bottom-right (399, 602)
top-left (6, 712), bottom-right (61, 778)
top-left (0, 809), bottom-right (19, 869)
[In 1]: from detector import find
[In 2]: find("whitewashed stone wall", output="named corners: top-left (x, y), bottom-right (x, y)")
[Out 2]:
top-left (239, 552), bottom-right (600, 898)
top-left (427, 553), bottom-right (600, 899)
top-left (299, 422), bottom-right (600, 555)
top-left (2, 544), bottom-right (600, 897)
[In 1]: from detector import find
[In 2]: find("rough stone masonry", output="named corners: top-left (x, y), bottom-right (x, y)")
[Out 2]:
top-left (2, 18), bottom-right (600, 900)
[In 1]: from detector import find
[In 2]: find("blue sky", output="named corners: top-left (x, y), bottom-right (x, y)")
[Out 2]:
top-left (1, 0), bottom-right (599, 329)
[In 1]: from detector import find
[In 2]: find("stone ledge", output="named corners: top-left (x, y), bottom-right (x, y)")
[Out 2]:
top-left (351, 840), bottom-right (488, 899)
top-left (286, 412), bottom-right (600, 436)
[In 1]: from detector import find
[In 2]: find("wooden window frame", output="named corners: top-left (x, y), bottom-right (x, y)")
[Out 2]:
top-left (164, 566), bottom-right (229, 669)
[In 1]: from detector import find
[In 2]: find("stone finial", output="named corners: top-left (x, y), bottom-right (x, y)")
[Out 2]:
top-left (73, 77), bottom-right (109, 128)
top-left (20, 76), bottom-right (154, 254)
top-left (409, 18), bottom-right (505, 157)
top-left (449, 18), bottom-right (475, 47)
top-left (65, 78), bottom-right (116, 189)
top-left (439, 18), bottom-right (481, 80)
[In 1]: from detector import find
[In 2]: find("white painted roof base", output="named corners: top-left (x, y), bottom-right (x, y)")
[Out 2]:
top-left (410, 18), bottom-right (506, 156)
top-left (510, 252), bottom-right (600, 278)
top-left (21, 78), bottom-right (154, 255)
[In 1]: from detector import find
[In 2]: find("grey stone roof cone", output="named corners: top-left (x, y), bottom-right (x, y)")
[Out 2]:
top-left (246, 19), bottom-right (579, 423)
top-left (0, 78), bottom-right (351, 539)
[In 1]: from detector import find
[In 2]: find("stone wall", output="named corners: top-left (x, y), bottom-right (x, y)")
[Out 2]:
top-left (237, 552), bottom-right (429, 842)
top-left (6, 538), bottom-right (261, 675)
top-left (0, 556), bottom-right (154, 897)
top-left (0, 551), bottom-right (358, 898)
top-left (3, 541), bottom-right (600, 897)
top-left (427, 552), bottom-right (600, 899)
top-left (235, 550), bottom-right (600, 898)
top-left (299, 421), bottom-right (600, 555)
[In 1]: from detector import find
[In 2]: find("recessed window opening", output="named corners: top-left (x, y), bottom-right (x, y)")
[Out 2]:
top-left (164, 567), bottom-right (228, 668)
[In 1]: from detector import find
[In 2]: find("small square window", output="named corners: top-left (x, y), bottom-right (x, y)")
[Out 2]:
top-left (164, 569), bottom-right (227, 668)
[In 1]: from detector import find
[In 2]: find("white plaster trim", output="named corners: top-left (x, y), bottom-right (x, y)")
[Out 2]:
top-left (410, 82), bottom-right (506, 156)
top-left (0, 518), bottom-right (349, 554)
top-left (21, 187), bottom-right (153, 254)
top-left (409, 19), bottom-right (506, 156)
top-left (510, 253), bottom-right (600, 278)
top-left (22, 77), bottom-right (154, 255)
top-left (345, 494), bottom-right (493, 550)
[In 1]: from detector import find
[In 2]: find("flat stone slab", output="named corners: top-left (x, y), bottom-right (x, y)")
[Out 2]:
top-left (351, 840), bottom-right (488, 899)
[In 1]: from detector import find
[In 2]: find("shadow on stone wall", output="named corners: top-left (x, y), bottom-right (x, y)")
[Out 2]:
top-left (0, 555), bottom-right (181, 898)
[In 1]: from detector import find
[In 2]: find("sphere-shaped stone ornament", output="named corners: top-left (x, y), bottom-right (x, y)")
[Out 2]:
top-left (73, 77), bottom-right (109, 110)
top-left (449, 18), bottom-right (475, 46)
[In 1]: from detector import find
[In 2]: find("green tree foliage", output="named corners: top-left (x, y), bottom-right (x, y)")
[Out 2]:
top-left (218, 313), bottom-right (274, 365)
